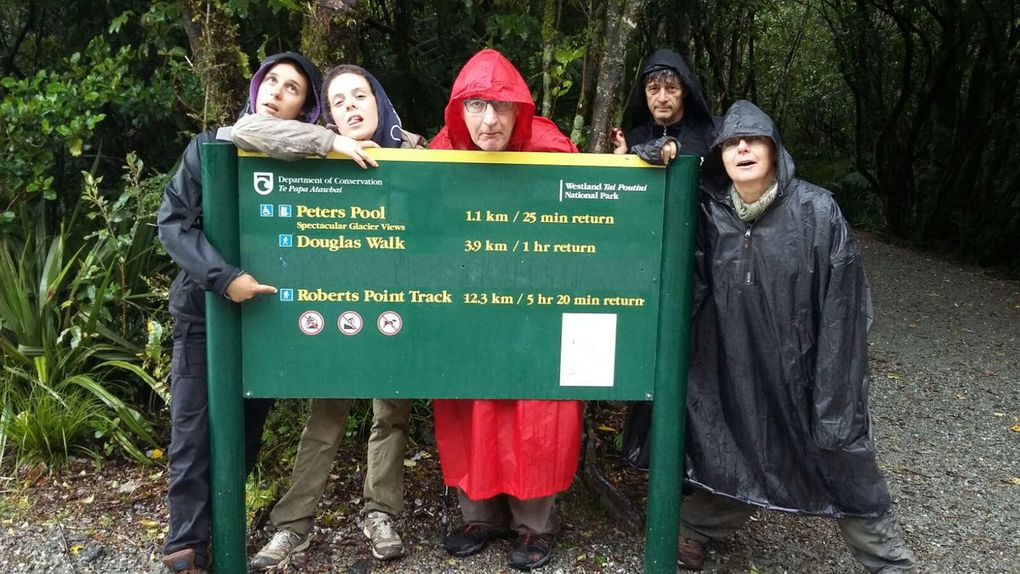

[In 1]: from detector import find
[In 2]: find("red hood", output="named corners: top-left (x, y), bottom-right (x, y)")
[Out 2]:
top-left (430, 49), bottom-right (577, 153)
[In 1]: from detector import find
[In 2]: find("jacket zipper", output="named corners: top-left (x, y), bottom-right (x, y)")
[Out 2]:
top-left (741, 223), bottom-right (755, 285)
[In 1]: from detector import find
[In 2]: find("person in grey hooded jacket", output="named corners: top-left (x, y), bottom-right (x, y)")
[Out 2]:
top-left (677, 100), bottom-right (916, 573)
top-left (156, 51), bottom-right (323, 574)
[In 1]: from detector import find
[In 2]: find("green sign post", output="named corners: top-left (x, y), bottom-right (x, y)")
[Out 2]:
top-left (201, 144), bottom-right (698, 572)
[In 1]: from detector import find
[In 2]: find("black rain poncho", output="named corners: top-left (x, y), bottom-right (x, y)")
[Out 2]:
top-left (684, 100), bottom-right (892, 518)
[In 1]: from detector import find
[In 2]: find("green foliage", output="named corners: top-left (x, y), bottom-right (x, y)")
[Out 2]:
top-left (0, 155), bottom-right (171, 469)
top-left (798, 156), bottom-right (884, 229)
top-left (1, 389), bottom-right (101, 468)
top-left (254, 399), bottom-right (310, 476)
top-left (1, 7), bottom-right (200, 228)
top-left (830, 172), bottom-right (885, 230)
top-left (550, 47), bottom-right (585, 98)
top-left (485, 12), bottom-right (541, 46)
top-left (1, 2), bottom-right (195, 472)
top-left (79, 156), bottom-right (174, 355)
top-left (0, 38), bottom-right (126, 212)
top-left (813, 0), bottom-right (1020, 268)
top-left (755, 3), bottom-right (854, 156)
top-left (0, 0), bottom-right (1016, 476)
top-left (221, 0), bottom-right (304, 18)
top-left (0, 225), bottom-right (159, 467)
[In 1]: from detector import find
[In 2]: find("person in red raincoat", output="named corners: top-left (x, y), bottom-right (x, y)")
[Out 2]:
top-left (429, 48), bottom-right (581, 571)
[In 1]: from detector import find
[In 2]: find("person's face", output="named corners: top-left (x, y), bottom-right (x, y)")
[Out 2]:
top-left (721, 135), bottom-right (776, 194)
top-left (328, 73), bottom-right (379, 141)
top-left (255, 61), bottom-right (309, 120)
top-left (645, 77), bottom-right (684, 125)
top-left (462, 99), bottom-right (518, 151)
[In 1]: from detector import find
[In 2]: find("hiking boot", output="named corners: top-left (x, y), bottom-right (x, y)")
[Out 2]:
top-left (678, 537), bottom-right (705, 570)
top-left (443, 523), bottom-right (508, 557)
top-left (162, 549), bottom-right (208, 574)
top-left (249, 529), bottom-right (309, 571)
top-left (508, 532), bottom-right (555, 571)
top-left (363, 510), bottom-right (405, 560)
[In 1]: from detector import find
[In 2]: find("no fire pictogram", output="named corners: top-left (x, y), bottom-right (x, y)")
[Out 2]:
top-left (298, 310), bottom-right (325, 335)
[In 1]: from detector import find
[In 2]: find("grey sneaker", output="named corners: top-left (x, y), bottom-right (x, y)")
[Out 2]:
top-left (363, 510), bottom-right (405, 560)
top-left (249, 529), bottom-right (309, 571)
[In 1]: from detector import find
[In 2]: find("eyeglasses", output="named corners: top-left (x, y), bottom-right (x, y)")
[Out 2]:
top-left (721, 135), bottom-right (772, 150)
top-left (463, 99), bottom-right (515, 114)
top-left (645, 83), bottom-right (682, 96)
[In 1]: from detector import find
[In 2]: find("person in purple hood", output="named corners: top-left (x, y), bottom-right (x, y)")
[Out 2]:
top-left (230, 63), bottom-right (426, 570)
top-left (156, 51), bottom-right (324, 574)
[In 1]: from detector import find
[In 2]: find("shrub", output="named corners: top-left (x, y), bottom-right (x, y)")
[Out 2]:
top-left (0, 155), bottom-right (171, 469)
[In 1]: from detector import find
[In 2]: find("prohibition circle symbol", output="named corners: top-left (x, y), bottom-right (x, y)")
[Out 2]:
top-left (298, 310), bottom-right (325, 335)
top-left (337, 311), bottom-right (364, 336)
top-left (377, 311), bottom-right (403, 336)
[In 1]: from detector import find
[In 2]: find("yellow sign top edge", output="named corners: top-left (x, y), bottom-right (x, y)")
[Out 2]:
top-left (236, 147), bottom-right (665, 169)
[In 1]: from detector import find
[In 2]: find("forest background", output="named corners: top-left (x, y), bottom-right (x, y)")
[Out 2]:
top-left (0, 0), bottom-right (1017, 479)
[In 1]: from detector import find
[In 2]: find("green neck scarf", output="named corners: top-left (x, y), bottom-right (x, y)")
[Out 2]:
top-left (730, 180), bottom-right (779, 222)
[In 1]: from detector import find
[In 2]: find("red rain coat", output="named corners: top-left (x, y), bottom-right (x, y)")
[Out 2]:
top-left (430, 49), bottom-right (582, 500)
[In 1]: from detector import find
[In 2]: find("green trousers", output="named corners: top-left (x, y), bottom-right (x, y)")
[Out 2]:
top-left (456, 488), bottom-right (559, 535)
top-left (269, 398), bottom-right (412, 536)
top-left (680, 489), bottom-right (917, 573)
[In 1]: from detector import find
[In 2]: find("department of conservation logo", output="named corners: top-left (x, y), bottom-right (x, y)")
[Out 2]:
top-left (253, 172), bottom-right (274, 195)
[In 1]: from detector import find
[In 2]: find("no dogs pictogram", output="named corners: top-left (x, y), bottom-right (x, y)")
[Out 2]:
top-left (377, 311), bottom-right (402, 336)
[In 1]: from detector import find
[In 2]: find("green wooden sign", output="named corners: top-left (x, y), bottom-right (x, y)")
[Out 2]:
top-left (237, 149), bottom-right (667, 400)
top-left (201, 144), bottom-right (698, 574)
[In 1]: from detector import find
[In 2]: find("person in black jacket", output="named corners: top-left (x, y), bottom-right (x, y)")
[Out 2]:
top-left (616, 49), bottom-right (718, 470)
top-left (156, 51), bottom-right (323, 574)
top-left (677, 100), bottom-right (916, 572)
top-left (611, 49), bottom-right (716, 165)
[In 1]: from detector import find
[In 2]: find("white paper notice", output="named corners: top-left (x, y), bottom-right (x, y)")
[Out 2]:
top-left (559, 313), bottom-right (617, 387)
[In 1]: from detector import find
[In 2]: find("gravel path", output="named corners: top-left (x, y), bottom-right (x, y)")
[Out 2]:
top-left (1, 232), bottom-right (1018, 573)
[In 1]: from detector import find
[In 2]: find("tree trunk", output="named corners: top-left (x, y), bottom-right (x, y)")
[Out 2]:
top-left (587, 0), bottom-right (647, 153)
top-left (570, 0), bottom-right (606, 144)
top-left (540, 0), bottom-right (558, 117)
top-left (2, 2), bottom-right (36, 78)
top-left (179, 0), bottom-right (246, 129)
top-left (579, 405), bottom-right (644, 530)
top-left (301, 0), bottom-right (362, 72)
top-left (390, 0), bottom-right (422, 128)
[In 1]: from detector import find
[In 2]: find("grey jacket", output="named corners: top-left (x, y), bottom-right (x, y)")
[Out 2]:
top-left (231, 115), bottom-right (427, 158)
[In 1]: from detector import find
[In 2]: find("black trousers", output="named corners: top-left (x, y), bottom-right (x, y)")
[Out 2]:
top-left (164, 320), bottom-right (274, 567)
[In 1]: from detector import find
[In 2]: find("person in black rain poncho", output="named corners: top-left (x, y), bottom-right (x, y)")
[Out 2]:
top-left (616, 49), bottom-right (717, 469)
top-left (611, 48), bottom-right (716, 165)
top-left (677, 100), bottom-right (917, 573)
